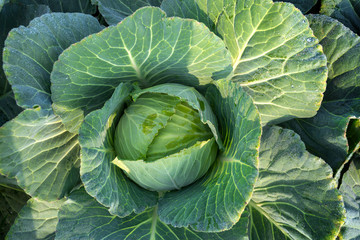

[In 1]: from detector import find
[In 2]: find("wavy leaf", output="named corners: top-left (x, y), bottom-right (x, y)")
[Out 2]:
top-left (249, 126), bottom-right (345, 239)
top-left (3, 13), bottom-right (103, 109)
top-left (282, 15), bottom-right (360, 171)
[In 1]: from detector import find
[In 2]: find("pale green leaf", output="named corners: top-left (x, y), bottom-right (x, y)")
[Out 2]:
top-left (55, 188), bottom-right (249, 240)
top-left (3, 13), bottom-right (103, 109)
top-left (249, 126), bottom-right (345, 239)
top-left (51, 6), bottom-right (232, 134)
top-left (6, 198), bottom-right (64, 240)
top-left (281, 15), bottom-right (360, 171)
top-left (321, 0), bottom-right (360, 34)
top-left (0, 108), bottom-right (80, 200)
top-left (93, 0), bottom-right (162, 25)
top-left (132, 83), bottom-right (223, 150)
top-left (338, 153), bottom-right (360, 240)
top-left (80, 82), bottom-right (158, 217)
top-left (158, 81), bottom-right (261, 232)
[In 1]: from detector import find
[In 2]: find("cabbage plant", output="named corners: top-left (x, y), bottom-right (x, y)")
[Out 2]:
top-left (0, 0), bottom-right (359, 239)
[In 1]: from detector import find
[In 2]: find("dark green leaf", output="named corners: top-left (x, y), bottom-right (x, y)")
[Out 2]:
top-left (0, 91), bottom-right (22, 126)
top-left (13, 0), bottom-right (96, 13)
top-left (281, 15), bottom-right (360, 171)
top-left (93, 0), bottom-right (162, 25)
top-left (3, 13), bottom-right (103, 109)
top-left (0, 107), bottom-right (80, 200)
top-left (158, 81), bottom-right (261, 232)
top-left (56, 188), bottom-right (249, 240)
top-left (249, 126), bottom-right (345, 239)
top-left (0, 176), bottom-right (29, 239)
top-left (274, 0), bottom-right (318, 13)
top-left (51, 7), bottom-right (232, 134)
top-left (321, 0), bottom-right (360, 34)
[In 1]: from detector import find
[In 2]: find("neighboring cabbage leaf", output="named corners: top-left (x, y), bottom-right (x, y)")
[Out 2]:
top-left (6, 198), bottom-right (64, 240)
top-left (321, 0), bottom-right (360, 34)
top-left (3, 13), bottom-right (103, 110)
top-left (161, 0), bottom-right (327, 125)
top-left (12, 0), bottom-right (96, 13)
top-left (0, 3), bottom-right (49, 124)
top-left (51, 7), bottom-right (233, 134)
top-left (0, 108), bottom-right (80, 200)
top-left (55, 188), bottom-right (249, 240)
top-left (274, 0), bottom-right (318, 13)
top-left (282, 15), bottom-right (360, 171)
top-left (158, 81), bottom-right (261, 232)
top-left (247, 126), bottom-right (345, 239)
top-left (0, 0), bottom-right (9, 11)
top-left (80, 82), bottom-right (159, 217)
top-left (92, 0), bottom-right (163, 25)
top-left (338, 153), bottom-right (360, 240)
top-left (0, 175), bottom-right (29, 239)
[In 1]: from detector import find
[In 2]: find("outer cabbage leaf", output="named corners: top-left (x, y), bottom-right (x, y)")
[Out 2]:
top-left (16, 0), bottom-right (96, 13)
top-left (338, 153), bottom-right (360, 240)
top-left (0, 3), bottom-right (49, 123)
top-left (0, 176), bottom-right (29, 239)
top-left (321, 0), bottom-right (360, 34)
top-left (0, 108), bottom-right (80, 200)
top-left (80, 82), bottom-right (158, 217)
top-left (92, 0), bottom-right (162, 25)
top-left (55, 188), bottom-right (249, 240)
top-left (6, 198), bottom-right (64, 240)
top-left (158, 81), bottom-right (261, 232)
top-left (3, 13), bottom-right (103, 109)
top-left (282, 15), bottom-right (360, 171)
top-left (274, 0), bottom-right (318, 13)
top-left (161, 0), bottom-right (327, 125)
top-left (248, 126), bottom-right (345, 239)
top-left (51, 7), bottom-right (232, 134)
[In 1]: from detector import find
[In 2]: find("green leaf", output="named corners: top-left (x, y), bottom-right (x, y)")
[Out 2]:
top-left (56, 188), bottom-right (249, 240)
top-left (274, 0), bottom-right (318, 13)
top-left (0, 3), bottom-right (50, 106)
top-left (6, 198), bottom-right (64, 240)
top-left (338, 154), bottom-right (360, 240)
top-left (3, 13), bottom-right (103, 109)
top-left (80, 82), bottom-right (158, 217)
top-left (93, 0), bottom-right (162, 25)
top-left (248, 126), bottom-right (345, 239)
top-left (321, 0), bottom-right (360, 34)
top-left (0, 178), bottom-right (29, 239)
top-left (281, 15), bottom-right (360, 171)
top-left (162, 0), bottom-right (327, 125)
top-left (0, 91), bottom-right (22, 127)
top-left (51, 6), bottom-right (232, 134)
top-left (0, 107), bottom-right (80, 201)
top-left (157, 81), bottom-right (261, 232)
top-left (12, 0), bottom-right (96, 13)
